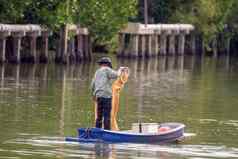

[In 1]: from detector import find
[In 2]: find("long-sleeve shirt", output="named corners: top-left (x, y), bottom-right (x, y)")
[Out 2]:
top-left (91, 66), bottom-right (118, 98)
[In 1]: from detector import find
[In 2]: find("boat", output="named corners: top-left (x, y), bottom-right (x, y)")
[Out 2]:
top-left (65, 122), bottom-right (185, 143)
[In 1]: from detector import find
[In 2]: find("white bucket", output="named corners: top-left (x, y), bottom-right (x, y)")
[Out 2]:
top-left (132, 123), bottom-right (159, 133)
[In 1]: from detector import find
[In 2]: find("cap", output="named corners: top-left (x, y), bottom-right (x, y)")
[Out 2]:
top-left (97, 57), bottom-right (112, 68)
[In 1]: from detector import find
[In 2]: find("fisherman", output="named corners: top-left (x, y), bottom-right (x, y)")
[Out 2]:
top-left (91, 57), bottom-right (121, 130)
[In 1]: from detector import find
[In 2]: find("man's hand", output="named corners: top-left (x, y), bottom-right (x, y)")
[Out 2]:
top-left (118, 67), bottom-right (129, 76)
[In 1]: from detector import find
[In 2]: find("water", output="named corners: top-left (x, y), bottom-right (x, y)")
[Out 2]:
top-left (0, 56), bottom-right (238, 159)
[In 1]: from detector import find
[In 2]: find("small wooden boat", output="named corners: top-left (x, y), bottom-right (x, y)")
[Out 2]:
top-left (65, 122), bottom-right (185, 143)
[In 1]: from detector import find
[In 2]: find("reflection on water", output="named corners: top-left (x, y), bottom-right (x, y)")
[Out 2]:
top-left (4, 135), bottom-right (238, 159)
top-left (0, 56), bottom-right (238, 159)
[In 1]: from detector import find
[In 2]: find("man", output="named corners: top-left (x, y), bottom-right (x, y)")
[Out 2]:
top-left (91, 57), bottom-right (119, 130)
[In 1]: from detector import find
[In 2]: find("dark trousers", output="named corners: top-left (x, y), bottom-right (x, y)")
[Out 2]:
top-left (95, 97), bottom-right (112, 130)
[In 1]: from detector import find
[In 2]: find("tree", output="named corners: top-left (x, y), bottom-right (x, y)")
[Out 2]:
top-left (170, 0), bottom-right (236, 51)
top-left (0, 0), bottom-right (32, 23)
top-left (23, 0), bottom-right (137, 48)
top-left (75, 0), bottom-right (137, 47)
top-left (0, 0), bottom-right (137, 50)
top-left (137, 0), bottom-right (238, 53)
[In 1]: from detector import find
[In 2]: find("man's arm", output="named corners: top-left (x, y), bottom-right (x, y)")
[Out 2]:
top-left (107, 67), bottom-right (119, 79)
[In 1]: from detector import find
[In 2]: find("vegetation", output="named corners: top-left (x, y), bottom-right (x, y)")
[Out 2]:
top-left (138, 0), bottom-right (238, 52)
top-left (0, 0), bottom-right (238, 52)
top-left (0, 0), bottom-right (137, 51)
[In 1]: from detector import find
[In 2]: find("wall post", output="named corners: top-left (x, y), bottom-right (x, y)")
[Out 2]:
top-left (0, 32), bottom-right (10, 63)
top-left (11, 32), bottom-right (25, 63)
top-left (160, 31), bottom-right (167, 55)
top-left (40, 31), bottom-right (50, 63)
top-left (178, 31), bottom-right (186, 55)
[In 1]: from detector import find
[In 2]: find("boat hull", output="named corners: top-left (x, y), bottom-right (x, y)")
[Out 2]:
top-left (66, 122), bottom-right (185, 143)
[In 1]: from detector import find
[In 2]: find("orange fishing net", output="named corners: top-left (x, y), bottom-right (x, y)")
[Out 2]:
top-left (111, 70), bottom-right (129, 130)
top-left (94, 69), bottom-right (129, 131)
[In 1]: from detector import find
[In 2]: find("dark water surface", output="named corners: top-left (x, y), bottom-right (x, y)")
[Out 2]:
top-left (1, 56), bottom-right (238, 159)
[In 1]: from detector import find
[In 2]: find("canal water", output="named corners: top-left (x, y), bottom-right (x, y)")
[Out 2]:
top-left (0, 56), bottom-right (238, 159)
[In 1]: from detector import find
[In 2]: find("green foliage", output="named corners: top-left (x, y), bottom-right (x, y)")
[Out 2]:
top-left (138, 0), bottom-right (171, 23)
top-left (137, 0), bottom-right (238, 50)
top-left (0, 0), bottom-right (32, 23)
top-left (23, 0), bottom-right (78, 30)
top-left (75, 0), bottom-right (137, 45)
top-left (0, 0), bottom-right (137, 50)
top-left (2, 0), bottom-right (238, 51)
top-left (225, 1), bottom-right (238, 34)
top-left (171, 0), bottom-right (236, 49)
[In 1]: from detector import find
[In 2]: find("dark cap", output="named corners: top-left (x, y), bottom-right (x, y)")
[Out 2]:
top-left (97, 57), bottom-right (112, 68)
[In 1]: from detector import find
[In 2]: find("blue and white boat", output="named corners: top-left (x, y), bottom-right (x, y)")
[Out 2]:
top-left (66, 122), bottom-right (185, 144)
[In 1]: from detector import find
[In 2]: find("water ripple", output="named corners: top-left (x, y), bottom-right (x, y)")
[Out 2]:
top-left (3, 136), bottom-right (238, 159)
